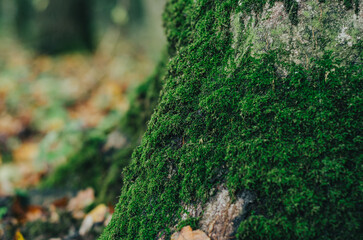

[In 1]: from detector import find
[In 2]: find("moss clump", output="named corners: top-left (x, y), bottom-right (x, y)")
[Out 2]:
top-left (100, 0), bottom-right (362, 239)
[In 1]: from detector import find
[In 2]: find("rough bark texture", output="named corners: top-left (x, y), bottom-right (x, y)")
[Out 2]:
top-left (101, 0), bottom-right (362, 239)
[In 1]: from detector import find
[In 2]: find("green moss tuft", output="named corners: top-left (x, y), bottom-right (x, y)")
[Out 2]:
top-left (176, 217), bottom-right (200, 231)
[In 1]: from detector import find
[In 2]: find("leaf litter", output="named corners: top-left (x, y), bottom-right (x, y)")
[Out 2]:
top-left (0, 29), bottom-right (155, 239)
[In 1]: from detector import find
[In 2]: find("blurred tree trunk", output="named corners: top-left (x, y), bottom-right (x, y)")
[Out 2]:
top-left (0, 0), bottom-right (15, 32)
top-left (15, 0), bottom-right (34, 41)
top-left (121, 0), bottom-right (144, 26)
top-left (36, 0), bottom-right (94, 54)
top-left (15, 0), bottom-right (94, 54)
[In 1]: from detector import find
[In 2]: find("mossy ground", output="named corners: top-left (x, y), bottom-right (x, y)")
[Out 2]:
top-left (100, 0), bottom-right (362, 239)
top-left (42, 58), bottom-right (167, 204)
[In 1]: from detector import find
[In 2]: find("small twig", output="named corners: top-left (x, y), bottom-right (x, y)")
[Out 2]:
top-left (312, 27), bottom-right (316, 49)
top-left (264, 32), bottom-right (270, 50)
top-left (305, 53), bottom-right (309, 69)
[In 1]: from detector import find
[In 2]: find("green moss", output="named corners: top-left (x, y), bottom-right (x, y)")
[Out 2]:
top-left (41, 132), bottom-right (113, 197)
top-left (163, 0), bottom-right (194, 55)
top-left (121, 58), bottom-right (167, 139)
top-left (100, 0), bottom-right (362, 239)
top-left (176, 217), bottom-right (200, 231)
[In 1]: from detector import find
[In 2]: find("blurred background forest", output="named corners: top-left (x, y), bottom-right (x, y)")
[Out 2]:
top-left (0, 0), bottom-right (166, 239)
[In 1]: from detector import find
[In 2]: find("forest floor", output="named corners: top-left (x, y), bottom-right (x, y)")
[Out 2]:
top-left (0, 29), bottom-right (155, 239)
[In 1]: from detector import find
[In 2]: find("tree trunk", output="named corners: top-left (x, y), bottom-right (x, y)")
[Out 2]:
top-left (100, 0), bottom-right (362, 239)
top-left (14, 0), bottom-right (34, 42)
top-left (35, 0), bottom-right (94, 54)
top-left (15, 0), bottom-right (94, 54)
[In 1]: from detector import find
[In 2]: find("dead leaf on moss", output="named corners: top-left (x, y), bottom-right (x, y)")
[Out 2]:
top-left (171, 226), bottom-right (210, 240)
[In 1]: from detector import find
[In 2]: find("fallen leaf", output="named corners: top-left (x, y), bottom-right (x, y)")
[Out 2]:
top-left (104, 214), bottom-right (112, 227)
top-left (87, 204), bottom-right (108, 223)
top-left (103, 131), bottom-right (128, 151)
top-left (67, 188), bottom-right (94, 219)
top-left (12, 142), bottom-right (39, 164)
top-left (79, 215), bottom-right (93, 236)
top-left (51, 197), bottom-right (69, 208)
top-left (49, 205), bottom-right (59, 223)
top-left (0, 114), bottom-right (23, 137)
top-left (26, 205), bottom-right (44, 222)
top-left (171, 226), bottom-right (210, 240)
top-left (14, 230), bottom-right (25, 240)
top-left (78, 204), bottom-right (108, 236)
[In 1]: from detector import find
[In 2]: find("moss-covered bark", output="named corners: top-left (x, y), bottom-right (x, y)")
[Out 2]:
top-left (100, 0), bottom-right (362, 239)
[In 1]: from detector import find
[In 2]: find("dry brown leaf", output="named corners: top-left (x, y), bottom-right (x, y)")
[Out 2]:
top-left (17, 172), bottom-right (44, 188)
top-left (171, 226), bottom-right (210, 240)
top-left (49, 205), bottom-right (60, 223)
top-left (0, 114), bottom-right (23, 137)
top-left (51, 197), bottom-right (69, 208)
top-left (12, 142), bottom-right (39, 164)
top-left (67, 188), bottom-right (95, 219)
top-left (26, 205), bottom-right (44, 222)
